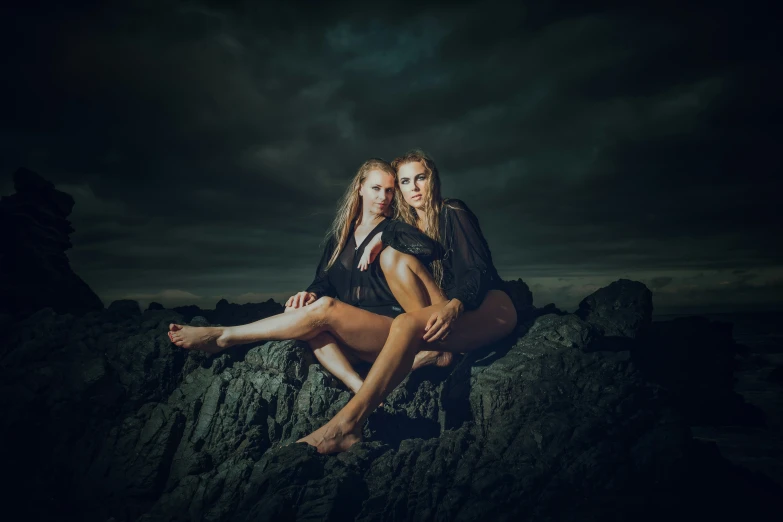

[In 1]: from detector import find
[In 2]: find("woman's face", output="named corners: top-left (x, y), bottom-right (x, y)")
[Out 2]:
top-left (359, 169), bottom-right (395, 216)
top-left (396, 161), bottom-right (429, 209)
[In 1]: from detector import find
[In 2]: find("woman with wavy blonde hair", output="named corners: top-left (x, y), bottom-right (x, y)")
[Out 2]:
top-left (299, 150), bottom-right (517, 453)
top-left (168, 158), bottom-right (445, 394)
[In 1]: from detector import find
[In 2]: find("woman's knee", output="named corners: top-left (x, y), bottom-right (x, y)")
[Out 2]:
top-left (381, 249), bottom-right (424, 283)
top-left (379, 247), bottom-right (404, 274)
top-left (306, 296), bottom-right (337, 323)
top-left (390, 312), bottom-right (422, 336)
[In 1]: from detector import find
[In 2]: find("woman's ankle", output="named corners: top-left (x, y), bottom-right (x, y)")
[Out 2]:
top-left (216, 326), bottom-right (233, 349)
top-left (333, 414), bottom-right (361, 434)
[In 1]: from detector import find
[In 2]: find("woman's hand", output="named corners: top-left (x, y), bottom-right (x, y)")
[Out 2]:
top-left (285, 291), bottom-right (317, 309)
top-left (423, 299), bottom-right (464, 343)
top-left (357, 232), bottom-right (384, 271)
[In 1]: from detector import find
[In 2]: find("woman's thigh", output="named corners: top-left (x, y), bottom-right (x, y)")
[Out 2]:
top-left (323, 300), bottom-right (394, 361)
top-left (445, 290), bottom-right (517, 353)
top-left (308, 331), bottom-right (362, 365)
top-left (397, 290), bottom-right (517, 354)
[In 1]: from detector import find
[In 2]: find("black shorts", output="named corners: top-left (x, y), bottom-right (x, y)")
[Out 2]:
top-left (359, 303), bottom-right (404, 319)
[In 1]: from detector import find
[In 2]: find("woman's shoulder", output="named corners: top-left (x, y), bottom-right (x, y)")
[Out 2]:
top-left (440, 199), bottom-right (485, 235)
top-left (442, 198), bottom-right (474, 215)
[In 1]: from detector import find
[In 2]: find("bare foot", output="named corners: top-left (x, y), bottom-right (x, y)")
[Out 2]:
top-left (297, 418), bottom-right (362, 454)
top-left (167, 323), bottom-right (231, 353)
top-left (411, 350), bottom-right (453, 371)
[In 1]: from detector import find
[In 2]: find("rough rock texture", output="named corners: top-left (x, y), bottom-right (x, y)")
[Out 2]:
top-left (576, 279), bottom-right (653, 339)
top-left (0, 167), bottom-right (104, 318)
top-left (1, 281), bottom-right (781, 521)
top-left (109, 299), bottom-right (143, 317)
top-left (502, 278), bottom-right (534, 320)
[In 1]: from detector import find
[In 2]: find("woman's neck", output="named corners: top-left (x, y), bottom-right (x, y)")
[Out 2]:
top-left (415, 207), bottom-right (428, 231)
top-left (356, 208), bottom-right (385, 229)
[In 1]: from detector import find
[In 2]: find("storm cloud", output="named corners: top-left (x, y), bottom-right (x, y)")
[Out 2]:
top-left (2, 0), bottom-right (780, 313)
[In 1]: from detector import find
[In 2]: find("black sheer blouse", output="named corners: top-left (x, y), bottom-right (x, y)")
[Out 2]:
top-left (438, 199), bottom-right (503, 311)
top-left (306, 219), bottom-right (443, 317)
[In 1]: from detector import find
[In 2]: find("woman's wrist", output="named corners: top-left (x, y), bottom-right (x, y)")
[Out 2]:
top-left (447, 298), bottom-right (464, 314)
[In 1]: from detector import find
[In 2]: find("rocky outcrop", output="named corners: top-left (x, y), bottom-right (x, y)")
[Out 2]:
top-left (0, 167), bottom-right (104, 318)
top-left (576, 278), bottom-right (653, 338)
top-left (172, 298), bottom-right (284, 326)
top-left (502, 278), bottom-right (534, 320)
top-left (1, 280), bottom-right (780, 521)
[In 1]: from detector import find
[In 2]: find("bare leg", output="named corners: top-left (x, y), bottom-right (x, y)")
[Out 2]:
top-left (379, 248), bottom-right (453, 370)
top-left (168, 297), bottom-right (393, 358)
top-left (379, 248), bottom-right (445, 311)
top-left (278, 304), bottom-right (364, 393)
top-left (298, 249), bottom-right (444, 396)
top-left (308, 332), bottom-right (364, 393)
top-left (300, 249), bottom-right (449, 395)
top-left (297, 290), bottom-right (517, 454)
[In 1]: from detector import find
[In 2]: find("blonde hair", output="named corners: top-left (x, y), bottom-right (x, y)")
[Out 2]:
top-left (326, 158), bottom-right (396, 270)
top-left (391, 149), bottom-right (448, 285)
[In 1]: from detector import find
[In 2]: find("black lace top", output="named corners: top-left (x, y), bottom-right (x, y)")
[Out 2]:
top-left (306, 219), bottom-right (443, 315)
top-left (438, 199), bottom-right (503, 311)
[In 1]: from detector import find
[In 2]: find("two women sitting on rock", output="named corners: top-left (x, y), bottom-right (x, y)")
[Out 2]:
top-left (168, 150), bottom-right (517, 454)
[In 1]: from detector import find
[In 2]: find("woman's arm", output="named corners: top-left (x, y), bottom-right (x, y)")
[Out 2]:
top-left (380, 220), bottom-right (444, 263)
top-left (442, 200), bottom-right (497, 311)
top-left (357, 220), bottom-right (444, 271)
top-left (417, 201), bottom-right (498, 342)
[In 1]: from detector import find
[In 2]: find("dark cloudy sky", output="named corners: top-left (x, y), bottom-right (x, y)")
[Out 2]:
top-left (2, 0), bottom-right (781, 314)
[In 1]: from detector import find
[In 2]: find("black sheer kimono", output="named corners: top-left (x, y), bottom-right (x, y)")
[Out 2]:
top-left (306, 219), bottom-right (443, 318)
top-left (438, 199), bottom-right (504, 311)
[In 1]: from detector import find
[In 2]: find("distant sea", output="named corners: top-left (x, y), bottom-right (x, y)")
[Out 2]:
top-left (653, 311), bottom-right (783, 353)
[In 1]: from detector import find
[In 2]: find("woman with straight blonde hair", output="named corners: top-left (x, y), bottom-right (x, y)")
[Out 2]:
top-left (168, 158), bottom-right (446, 394)
top-left (299, 150), bottom-right (518, 454)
